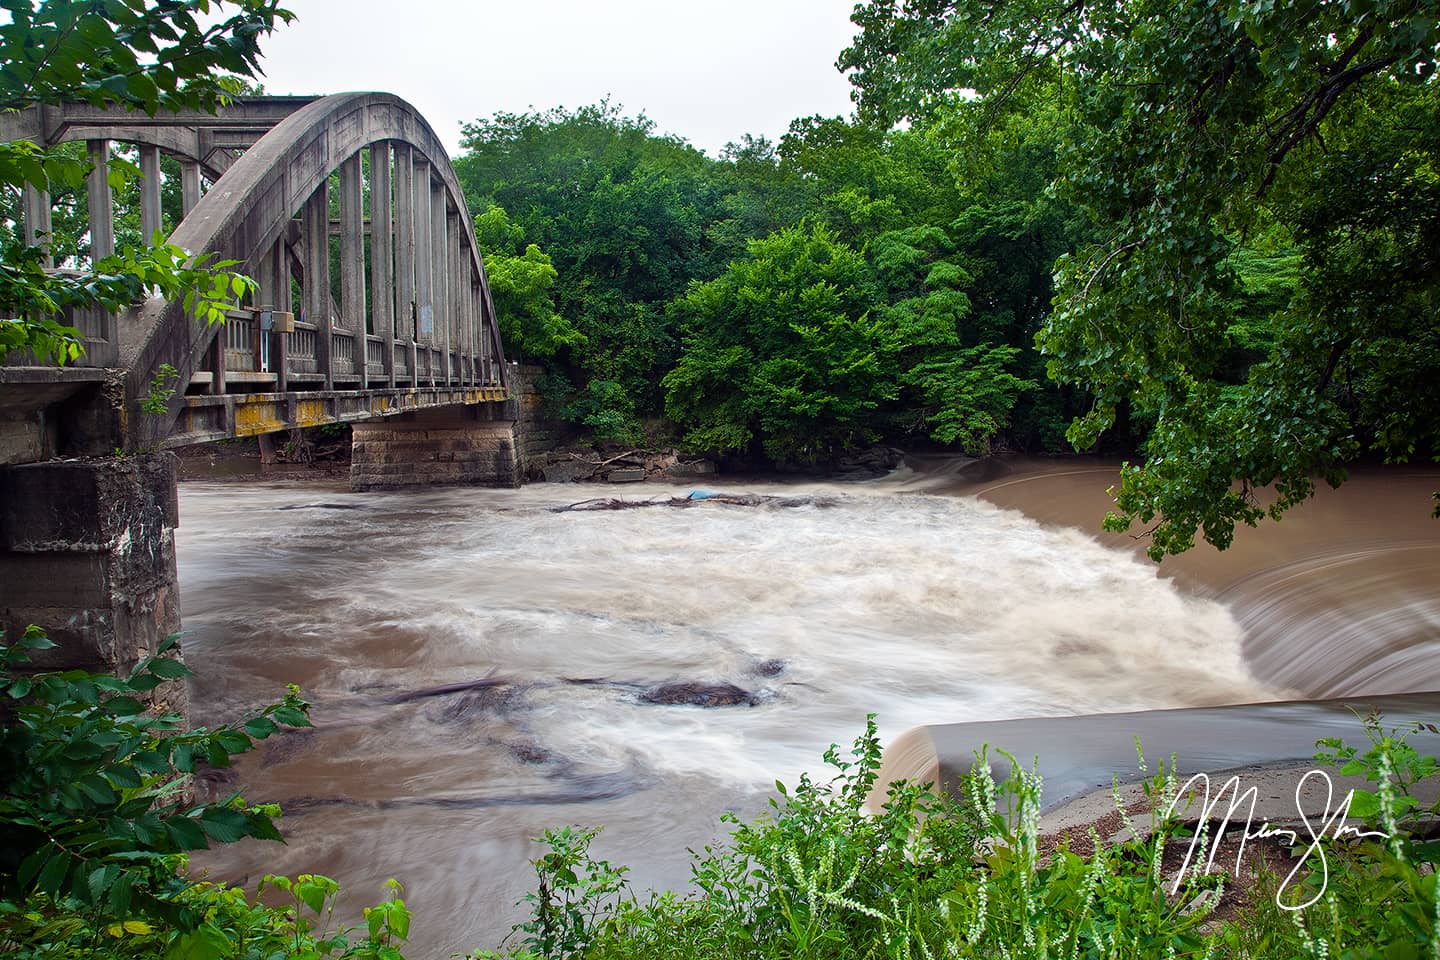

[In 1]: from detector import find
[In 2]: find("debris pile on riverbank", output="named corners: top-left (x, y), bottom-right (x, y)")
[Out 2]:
top-left (528, 447), bottom-right (718, 483)
top-left (551, 491), bottom-right (839, 512)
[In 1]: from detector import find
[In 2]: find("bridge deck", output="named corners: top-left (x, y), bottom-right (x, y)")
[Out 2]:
top-left (172, 384), bottom-right (509, 446)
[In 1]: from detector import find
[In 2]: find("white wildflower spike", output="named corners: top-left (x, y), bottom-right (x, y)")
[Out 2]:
top-left (1112, 775), bottom-right (1136, 839)
top-left (1375, 745), bottom-right (1405, 862)
top-left (966, 880), bottom-right (989, 943)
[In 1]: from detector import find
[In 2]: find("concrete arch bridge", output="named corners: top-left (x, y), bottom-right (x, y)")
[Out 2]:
top-left (0, 94), bottom-right (525, 683)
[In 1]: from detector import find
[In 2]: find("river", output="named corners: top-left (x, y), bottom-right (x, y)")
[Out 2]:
top-left (177, 458), bottom-right (1440, 957)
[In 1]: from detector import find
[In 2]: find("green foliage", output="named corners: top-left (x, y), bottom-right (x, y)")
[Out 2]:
top-left (0, 0), bottom-right (286, 365)
top-left (1, 229), bottom-right (256, 364)
top-left (0, 626), bottom-right (420, 959)
top-left (454, 88), bottom-right (1081, 462)
top-left (473, 206), bottom-right (585, 361)
top-left (455, 102), bottom-right (724, 417)
top-left (845, 0), bottom-right (1440, 554)
top-left (3, 872), bottom-right (414, 960)
top-left (1226, 718), bottom-right (1440, 956)
top-left (903, 345), bottom-right (1034, 454)
top-left (560, 379), bottom-right (644, 447)
top-left (507, 826), bottom-right (629, 960)
top-left (483, 717), bottom-right (1440, 960)
top-left (867, 225), bottom-right (1037, 453)
top-left (0, 626), bottom-right (306, 930)
top-left (663, 223), bottom-right (890, 462)
top-left (141, 363), bottom-right (180, 415)
top-left (0, 0), bottom-right (293, 115)
top-left (778, 118), bottom-right (959, 244)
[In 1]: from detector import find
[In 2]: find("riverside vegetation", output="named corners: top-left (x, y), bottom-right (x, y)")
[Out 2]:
top-left (4, 0), bottom-right (1439, 956)
top-left (3, 628), bottom-right (1439, 959)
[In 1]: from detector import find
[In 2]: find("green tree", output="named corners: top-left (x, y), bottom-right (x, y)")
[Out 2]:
top-left (454, 103), bottom-right (719, 422)
top-left (844, 0), bottom-right (1440, 556)
top-left (663, 223), bottom-right (892, 462)
top-left (777, 117), bottom-right (959, 244)
top-left (0, 0), bottom-right (289, 364)
top-left (868, 225), bottom-right (1035, 453)
top-left (472, 204), bottom-right (584, 361)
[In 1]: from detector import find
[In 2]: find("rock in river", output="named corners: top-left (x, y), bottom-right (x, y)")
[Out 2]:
top-left (639, 681), bottom-right (758, 707)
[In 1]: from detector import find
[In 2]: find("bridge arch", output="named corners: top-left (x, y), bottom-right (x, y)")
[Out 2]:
top-left (0, 93), bottom-right (519, 708)
top-left (120, 92), bottom-right (508, 448)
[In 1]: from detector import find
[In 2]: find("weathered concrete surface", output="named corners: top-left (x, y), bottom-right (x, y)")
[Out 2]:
top-left (0, 454), bottom-right (183, 708)
top-left (0, 412), bottom-right (51, 466)
top-left (351, 404), bottom-right (520, 490)
top-left (0, 97), bottom-right (319, 181)
top-left (872, 692), bottom-right (1440, 815)
top-left (512, 363), bottom-right (572, 468)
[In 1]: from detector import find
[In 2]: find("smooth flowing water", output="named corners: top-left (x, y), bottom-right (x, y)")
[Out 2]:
top-left (176, 461), bottom-right (1439, 957)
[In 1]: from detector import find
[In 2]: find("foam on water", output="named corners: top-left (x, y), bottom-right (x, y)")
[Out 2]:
top-left (178, 477), bottom-right (1272, 956)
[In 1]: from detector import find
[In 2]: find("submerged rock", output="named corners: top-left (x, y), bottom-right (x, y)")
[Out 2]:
top-left (752, 658), bottom-right (787, 677)
top-left (639, 681), bottom-right (758, 707)
top-left (382, 676), bottom-right (504, 704)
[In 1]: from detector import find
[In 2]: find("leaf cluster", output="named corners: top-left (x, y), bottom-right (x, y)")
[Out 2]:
top-left (844, 0), bottom-right (1440, 554)
top-left (0, 0), bottom-right (294, 115)
top-left (0, 625), bottom-right (308, 935)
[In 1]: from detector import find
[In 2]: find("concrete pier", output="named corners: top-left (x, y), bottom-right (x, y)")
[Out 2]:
top-left (350, 404), bottom-right (521, 490)
top-left (0, 454), bottom-right (182, 691)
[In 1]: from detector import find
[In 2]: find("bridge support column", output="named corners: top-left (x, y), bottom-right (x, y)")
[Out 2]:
top-left (0, 454), bottom-right (183, 698)
top-left (350, 404), bottom-right (520, 491)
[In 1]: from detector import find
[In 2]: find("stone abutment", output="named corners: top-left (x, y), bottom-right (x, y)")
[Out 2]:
top-left (0, 453), bottom-right (184, 708)
top-left (350, 403), bottom-right (521, 490)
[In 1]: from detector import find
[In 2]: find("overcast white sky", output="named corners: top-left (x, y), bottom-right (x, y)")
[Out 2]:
top-left (252, 0), bottom-right (862, 157)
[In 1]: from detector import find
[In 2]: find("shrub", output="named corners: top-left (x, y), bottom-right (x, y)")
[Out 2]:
top-left (485, 716), bottom-right (1440, 959)
top-left (0, 626), bottom-right (414, 959)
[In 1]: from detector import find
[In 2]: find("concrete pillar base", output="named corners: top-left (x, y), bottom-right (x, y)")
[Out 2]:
top-left (0, 454), bottom-right (183, 707)
top-left (350, 404), bottom-right (520, 490)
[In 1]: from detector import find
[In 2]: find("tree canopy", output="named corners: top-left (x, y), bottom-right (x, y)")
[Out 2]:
top-left (454, 97), bottom-right (1078, 460)
top-left (844, 0), bottom-right (1440, 556)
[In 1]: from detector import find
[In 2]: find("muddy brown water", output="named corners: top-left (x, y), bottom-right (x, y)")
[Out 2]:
top-left (176, 457), bottom-right (1439, 957)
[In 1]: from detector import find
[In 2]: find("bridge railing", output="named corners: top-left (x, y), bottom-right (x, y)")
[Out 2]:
top-left (4, 96), bottom-right (509, 410)
top-left (180, 307), bottom-right (500, 398)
